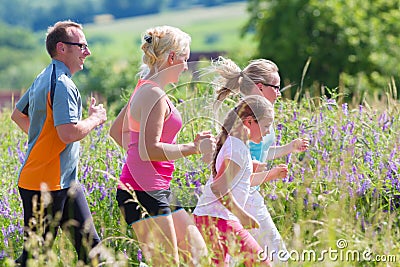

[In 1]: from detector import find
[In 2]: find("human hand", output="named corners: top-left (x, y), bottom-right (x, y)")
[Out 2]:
top-left (291, 137), bottom-right (309, 153)
top-left (239, 212), bottom-right (260, 229)
top-left (201, 153), bottom-right (214, 164)
top-left (268, 164), bottom-right (288, 180)
top-left (88, 97), bottom-right (107, 126)
top-left (194, 131), bottom-right (216, 155)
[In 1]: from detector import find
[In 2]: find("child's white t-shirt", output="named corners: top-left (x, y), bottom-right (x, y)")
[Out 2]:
top-left (193, 135), bottom-right (253, 221)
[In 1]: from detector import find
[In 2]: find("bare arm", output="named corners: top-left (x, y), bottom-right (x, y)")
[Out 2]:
top-left (109, 104), bottom-right (127, 149)
top-left (266, 137), bottom-right (309, 160)
top-left (211, 159), bottom-right (259, 229)
top-left (137, 87), bottom-right (215, 161)
top-left (56, 97), bottom-right (107, 144)
top-left (11, 108), bottom-right (30, 134)
top-left (250, 164), bottom-right (288, 186)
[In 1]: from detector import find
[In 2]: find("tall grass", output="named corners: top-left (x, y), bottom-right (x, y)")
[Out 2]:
top-left (0, 80), bottom-right (399, 266)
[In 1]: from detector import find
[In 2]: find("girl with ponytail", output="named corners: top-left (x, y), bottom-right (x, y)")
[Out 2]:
top-left (207, 56), bottom-right (309, 264)
top-left (193, 95), bottom-right (275, 266)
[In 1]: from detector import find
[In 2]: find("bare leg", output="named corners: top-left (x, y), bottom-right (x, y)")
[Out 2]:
top-left (172, 210), bottom-right (209, 266)
top-left (132, 215), bottom-right (179, 266)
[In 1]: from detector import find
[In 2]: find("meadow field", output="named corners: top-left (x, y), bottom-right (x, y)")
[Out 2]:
top-left (0, 75), bottom-right (399, 266)
top-left (1, 2), bottom-right (400, 266)
top-left (84, 2), bottom-right (256, 64)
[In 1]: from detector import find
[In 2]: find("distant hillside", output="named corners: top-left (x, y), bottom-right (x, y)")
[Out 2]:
top-left (84, 2), bottom-right (256, 60)
top-left (0, 2), bottom-right (256, 95)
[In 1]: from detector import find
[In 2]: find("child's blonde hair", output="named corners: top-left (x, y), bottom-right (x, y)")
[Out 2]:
top-left (210, 56), bottom-right (279, 111)
top-left (211, 95), bottom-right (274, 176)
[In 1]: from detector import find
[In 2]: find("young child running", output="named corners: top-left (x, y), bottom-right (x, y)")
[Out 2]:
top-left (210, 56), bottom-right (309, 264)
top-left (193, 95), bottom-right (278, 267)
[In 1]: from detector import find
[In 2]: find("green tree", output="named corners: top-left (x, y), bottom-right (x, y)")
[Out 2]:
top-left (0, 22), bottom-right (45, 89)
top-left (243, 0), bottom-right (400, 100)
top-left (74, 55), bottom-right (140, 112)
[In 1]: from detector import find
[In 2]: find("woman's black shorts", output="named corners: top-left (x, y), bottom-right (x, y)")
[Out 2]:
top-left (116, 188), bottom-right (183, 225)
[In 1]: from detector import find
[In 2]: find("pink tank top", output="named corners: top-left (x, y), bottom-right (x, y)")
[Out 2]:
top-left (119, 80), bottom-right (182, 191)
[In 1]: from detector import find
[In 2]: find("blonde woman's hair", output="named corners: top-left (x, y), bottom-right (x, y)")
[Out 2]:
top-left (138, 25), bottom-right (191, 77)
top-left (210, 56), bottom-right (279, 111)
top-left (211, 95), bottom-right (274, 176)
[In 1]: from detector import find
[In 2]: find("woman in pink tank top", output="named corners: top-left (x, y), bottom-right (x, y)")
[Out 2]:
top-left (110, 26), bottom-right (215, 266)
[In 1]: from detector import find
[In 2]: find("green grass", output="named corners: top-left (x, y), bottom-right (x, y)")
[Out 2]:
top-left (1, 81), bottom-right (399, 266)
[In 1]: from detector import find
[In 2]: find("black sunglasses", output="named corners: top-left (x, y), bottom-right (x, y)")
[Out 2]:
top-left (62, 41), bottom-right (89, 51)
top-left (262, 83), bottom-right (280, 91)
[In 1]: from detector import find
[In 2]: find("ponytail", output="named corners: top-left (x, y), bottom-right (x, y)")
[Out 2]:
top-left (211, 95), bottom-right (274, 177)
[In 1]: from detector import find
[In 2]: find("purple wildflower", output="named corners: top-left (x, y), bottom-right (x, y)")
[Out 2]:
top-left (356, 175), bottom-right (371, 196)
top-left (303, 197), bottom-right (308, 207)
top-left (0, 250), bottom-right (7, 260)
top-left (137, 248), bottom-right (143, 262)
top-left (352, 164), bottom-right (357, 173)
top-left (96, 123), bottom-right (104, 137)
top-left (373, 130), bottom-right (380, 145)
top-left (322, 149), bottom-right (329, 161)
top-left (193, 179), bottom-right (203, 195)
top-left (99, 184), bottom-right (107, 201)
top-left (123, 249), bottom-right (128, 259)
top-left (364, 151), bottom-right (374, 167)
top-left (326, 99), bottom-right (336, 111)
top-left (319, 111), bottom-right (324, 122)
top-left (389, 148), bottom-right (397, 161)
top-left (82, 165), bottom-right (91, 180)
top-left (286, 153), bottom-right (292, 165)
top-left (16, 143), bottom-right (25, 164)
top-left (342, 103), bottom-right (348, 116)
top-left (350, 136), bottom-right (357, 145)
top-left (184, 171), bottom-right (199, 187)
top-left (347, 173), bottom-right (355, 184)
top-left (348, 186), bottom-right (353, 197)
top-left (312, 203), bottom-right (320, 210)
top-left (268, 194), bottom-right (278, 201)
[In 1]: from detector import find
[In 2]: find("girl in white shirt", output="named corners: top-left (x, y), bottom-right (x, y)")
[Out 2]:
top-left (193, 95), bottom-right (277, 267)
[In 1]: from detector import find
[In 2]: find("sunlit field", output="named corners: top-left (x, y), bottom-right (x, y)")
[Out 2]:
top-left (84, 2), bottom-right (256, 64)
top-left (0, 75), bottom-right (399, 266)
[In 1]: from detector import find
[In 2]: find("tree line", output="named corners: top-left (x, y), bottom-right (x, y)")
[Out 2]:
top-left (1, 0), bottom-right (399, 104)
top-left (243, 0), bottom-right (400, 100)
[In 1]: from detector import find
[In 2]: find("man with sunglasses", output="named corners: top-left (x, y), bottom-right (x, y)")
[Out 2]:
top-left (11, 20), bottom-right (106, 266)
